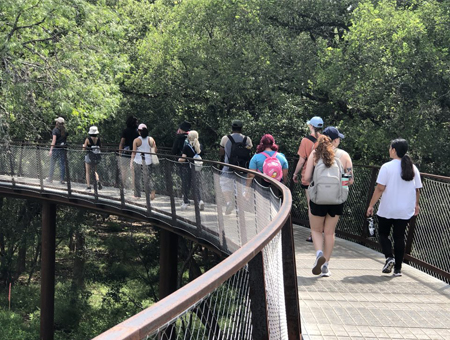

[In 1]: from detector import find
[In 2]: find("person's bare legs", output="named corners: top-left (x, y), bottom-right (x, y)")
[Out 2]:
top-left (310, 214), bottom-right (327, 275)
top-left (322, 214), bottom-right (340, 263)
top-left (85, 163), bottom-right (91, 188)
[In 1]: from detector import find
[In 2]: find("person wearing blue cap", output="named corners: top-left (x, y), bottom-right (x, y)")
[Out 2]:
top-left (292, 116), bottom-right (324, 242)
top-left (306, 126), bottom-right (354, 277)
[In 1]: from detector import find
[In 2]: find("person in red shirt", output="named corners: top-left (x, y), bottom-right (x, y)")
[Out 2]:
top-left (292, 116), bottom-right (324, 242)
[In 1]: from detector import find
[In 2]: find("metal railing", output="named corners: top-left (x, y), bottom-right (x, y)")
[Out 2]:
top-left (0, 142), bottom-right (300, 339)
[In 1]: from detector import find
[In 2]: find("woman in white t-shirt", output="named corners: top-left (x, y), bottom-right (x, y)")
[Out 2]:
top-left (367, 139), bottom-right (422, 277)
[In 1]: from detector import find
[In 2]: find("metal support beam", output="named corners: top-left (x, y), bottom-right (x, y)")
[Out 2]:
top-left (248, 252), bottom-right (269, 340)
top-left (282, 215), bottom-right (302, 340)
top-left (40, 201), bottom-right (56, 340)
top-left (159, 229), bottom-right (178, 299)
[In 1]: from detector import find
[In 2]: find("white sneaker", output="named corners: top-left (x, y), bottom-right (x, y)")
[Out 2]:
top-left (312, 253), bottom-right (326, 275)
top-left (180, 202), bottom-right (189, 210)
top-left (199, 200), bottom-right (205, 211)
top-left (320, 264), bottom-right (331, 277)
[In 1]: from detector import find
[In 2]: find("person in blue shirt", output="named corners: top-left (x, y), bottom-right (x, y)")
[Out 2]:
top-left (246, 134), bottom-right (289, 188)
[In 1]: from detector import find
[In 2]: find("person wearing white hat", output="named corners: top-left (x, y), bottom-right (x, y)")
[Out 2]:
top-left (47, 117), bottom-right (68, 184)
top-left (130, 123), bottom-right (157, 200)
top-left (82, 126), bottom-right (102, 191)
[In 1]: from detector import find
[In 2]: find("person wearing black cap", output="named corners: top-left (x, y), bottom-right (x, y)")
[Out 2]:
top-left (304, 126), bottom-right (353, 278)
top-left (171, 121), bottom-right (192, 156)
top-left (219, 119), bottom-right (253, 215)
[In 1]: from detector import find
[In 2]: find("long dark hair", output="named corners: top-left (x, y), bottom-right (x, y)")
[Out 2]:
top-left (56, 122), bottom-right (66, 137)
top-left (139, 127), bottom-right (149, 138)
top-left (391, 138), bottom-right (415, 181)
top-left (126, 116), bottom-right (138, 129)
top-left (256, 134), bottom-right (278, 153)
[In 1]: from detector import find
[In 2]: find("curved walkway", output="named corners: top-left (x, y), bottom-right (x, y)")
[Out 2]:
top-left (294, 226), bottom-right (450, 340)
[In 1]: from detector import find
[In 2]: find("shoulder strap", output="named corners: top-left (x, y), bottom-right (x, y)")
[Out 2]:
top-left (228, 134), bottom-right (235, 144)
top-left (88, 137), bottom-right (93, 146)
top-left (242, 135), bottom-right (247, 144)
top-left (305, 135), bottom-right (317, 143)
top-left (261, 151), bottom-right (276, 159)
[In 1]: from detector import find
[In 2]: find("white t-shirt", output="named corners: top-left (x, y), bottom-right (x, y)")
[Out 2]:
top-left (376, 159), bottom-right (422, 220)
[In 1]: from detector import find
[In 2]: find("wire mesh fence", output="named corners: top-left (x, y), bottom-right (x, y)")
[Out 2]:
top-left (0, 143), bottom-right (294, 339)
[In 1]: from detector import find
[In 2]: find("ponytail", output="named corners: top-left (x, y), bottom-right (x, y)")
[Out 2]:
top-left (188, 130), bottom-right (201, 154)
top-left (391, 138), bottom-right (415, 181)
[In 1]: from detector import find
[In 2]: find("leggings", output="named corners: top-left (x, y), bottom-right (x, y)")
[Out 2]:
top-left (377, 216), bottom-right (410, 270)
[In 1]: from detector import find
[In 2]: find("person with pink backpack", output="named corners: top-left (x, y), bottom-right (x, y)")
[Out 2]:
top-left (245, 134), bottom-right (288, 189)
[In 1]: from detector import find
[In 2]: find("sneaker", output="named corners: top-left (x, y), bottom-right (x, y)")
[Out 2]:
top-left (312, 253), bottom-right (326, 275)
top-left (60, 180), bottom-right (66, 184)
top-left (199, 200), bottom-right (205, 211)
top-left (393, 269), bottom-right (402, 277)
top-left (225, 202), bottom-right (233, 215)
top-left (320, 264), bottom-right (331, 277)
top-left (45, 178), bottom-right (53, 184)
top-left (85, 187), bottom-right (92, 191)
top-left (180, 202), bottom-right (190, 210)
top-left (306, 235), bottom-right (313, 243)
top-left (382, 257), bottom-right (395, 273)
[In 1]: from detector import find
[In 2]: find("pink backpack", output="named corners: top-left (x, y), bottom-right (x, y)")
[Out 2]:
top-left (260, 152), bottom-right (283, 181)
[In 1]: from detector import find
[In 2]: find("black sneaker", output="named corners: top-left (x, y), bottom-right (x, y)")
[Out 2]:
top-left (382, 257), bottom-right (395, 273)
top-left (393, 269), bottom-right (402, 277)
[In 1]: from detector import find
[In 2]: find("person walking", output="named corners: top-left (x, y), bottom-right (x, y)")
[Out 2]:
top-left (178, 130), bottom-right (205, 211)
top-left (292, 116), bottom-right (323, 242)
top-left (304, 130), bottom-right (353, 277)
top-left (130, 124), bottom-right (157, 200)
top-left (83, 126), bottom-right (102, 191)
top-left (119, 116), bottom-right (139, 187)
top-left (366, 138), bottom-right (422, 277)
top-left (47, 117), bottom-right (68, 184)
top-left (171, 121), bottom-right (191, 156)
top-left (246, 134), bottom-right (289, 188)
top-left (219, 120), bottom-right (253, 214)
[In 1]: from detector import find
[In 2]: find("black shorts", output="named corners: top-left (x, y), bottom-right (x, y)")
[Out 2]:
top-left (310, 200), bottom-right (344, 217)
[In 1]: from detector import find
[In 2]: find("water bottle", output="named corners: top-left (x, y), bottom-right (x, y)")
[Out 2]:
top-left (341, 174), bottom-right (350, 188)
top-left (367, 216), bottom-right (375, 236)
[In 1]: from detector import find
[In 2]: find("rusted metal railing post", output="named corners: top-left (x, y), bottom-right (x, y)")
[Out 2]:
top-left (282, 214), bottom-right (302, 340)
top-left (248, 252), bottom-right (269, 340)
top-left (404, 215), bottom-right (417, 264)
top-left (41, 201), bottom-right (57, 340)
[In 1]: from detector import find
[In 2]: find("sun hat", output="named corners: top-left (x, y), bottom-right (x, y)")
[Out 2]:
top-left (138, 123), bottom-right (147, 130)
top-left (307, 116), bottom-right (324, 128)
top-left (323, 126), bottom-right (345, 140)
top-left (55, 117), bottom-right (65, 124)
top-left (88, 126), bottom-right (99, 135)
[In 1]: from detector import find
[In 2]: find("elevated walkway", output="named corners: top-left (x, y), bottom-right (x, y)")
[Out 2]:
top-left (294, 226), bottom-right (450, 340)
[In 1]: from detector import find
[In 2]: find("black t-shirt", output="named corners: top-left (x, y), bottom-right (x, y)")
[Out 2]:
top-left (172, 133), bottom-right (188, 156)
top-left (121, 127), bottom-right (139, 150)
top-left (52, 128), bottom-right (68, 147)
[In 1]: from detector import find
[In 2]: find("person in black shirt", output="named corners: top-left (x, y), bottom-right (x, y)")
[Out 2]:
top-left (171, 121), bottom-right (191, 156)
top-left (118, 116), bottom-right (139, 187)
top-left (47, 117), bottom-right (68, 184)
top-left (178, 130), bottom-right (204, 211)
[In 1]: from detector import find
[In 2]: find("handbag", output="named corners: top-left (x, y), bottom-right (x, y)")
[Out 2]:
top-left (150, 138), bottom-right (160, 166)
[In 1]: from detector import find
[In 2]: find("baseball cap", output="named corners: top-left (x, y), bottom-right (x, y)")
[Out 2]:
top-left (307, 116), bottom-right (323, 128)
top-left (138, 123), bottom-right (147, 130)
top-left (323, 126), bottom-right (345, 140)
top-left (231, 120), bottom-right (243, 129)
top-left (178, 121), bottom-right (192, 131)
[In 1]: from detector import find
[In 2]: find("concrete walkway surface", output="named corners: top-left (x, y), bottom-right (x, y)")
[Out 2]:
top-left (294, 225), bottom-right (450, 340)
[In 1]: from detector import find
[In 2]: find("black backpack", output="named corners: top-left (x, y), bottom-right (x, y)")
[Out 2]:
top-left (227, 134), bottom-right (251, 168)
top-left (88, 137), bottom-right (102, 165)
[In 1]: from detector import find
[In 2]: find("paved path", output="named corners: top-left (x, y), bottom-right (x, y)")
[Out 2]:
top-left (294, 225), bottom-right (450, 340)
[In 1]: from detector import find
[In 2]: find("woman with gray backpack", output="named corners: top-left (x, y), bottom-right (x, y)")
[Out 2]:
top-left (304, 127), bottom-right (353, 277)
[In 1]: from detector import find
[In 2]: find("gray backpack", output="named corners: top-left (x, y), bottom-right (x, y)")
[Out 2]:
top-left (308, 151), bottom-right (349, 205)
